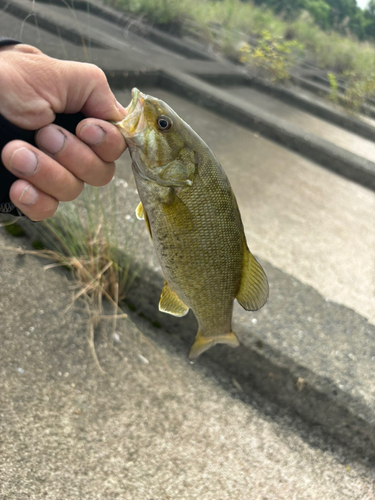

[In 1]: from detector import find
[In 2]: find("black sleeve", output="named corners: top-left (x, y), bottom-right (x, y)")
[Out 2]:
top-left (0, 39), bottom-right (85, 216)
top-left (0, 37), bottom-right (21, 47)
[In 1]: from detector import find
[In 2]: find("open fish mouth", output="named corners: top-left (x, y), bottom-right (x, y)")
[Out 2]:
top-left (113, 87), bottom-right (146, 137)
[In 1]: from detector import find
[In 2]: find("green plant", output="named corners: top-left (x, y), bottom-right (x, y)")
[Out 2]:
top-left (327, 72), bottom-right (339, 104)
top-left (4, 221), bottom-right (26, 237)
top-left (108, 0), bottom-right (189, 26)
top-left (238, 31), bottom-right (304, 81)
top-left (328, 69), bottom-right (375, 112)
top-left (102, 0), bottom-right (375, 96)
top-left (341, 71), bottom-right (375, 112)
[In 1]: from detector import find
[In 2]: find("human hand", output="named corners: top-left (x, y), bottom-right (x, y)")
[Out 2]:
top-left (0, 44), bottom-right (127, 221)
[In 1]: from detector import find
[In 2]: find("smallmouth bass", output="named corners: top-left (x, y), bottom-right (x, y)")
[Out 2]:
top-left (114, 88), bottom-right (268, 361)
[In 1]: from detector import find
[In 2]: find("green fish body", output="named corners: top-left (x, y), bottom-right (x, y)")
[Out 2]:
top-left (115, 88), bottom-right (268, 361)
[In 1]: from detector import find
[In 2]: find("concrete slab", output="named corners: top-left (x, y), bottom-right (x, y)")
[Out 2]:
top-left (0, 9), bottom-right (89, 60)
top-left (1, 228), bottom-right (375, 499)
top-left (229, 85), bottom-right (375, 163)
top-left (0, 7), bottom-right (160, 74)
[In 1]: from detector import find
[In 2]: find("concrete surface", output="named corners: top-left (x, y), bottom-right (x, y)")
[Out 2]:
top-left (1, 0), bottom-right (375, 496)
top-left (230, 85), bottom-right (375, 163)
top-left (1, 229), bottom-right (375, 500)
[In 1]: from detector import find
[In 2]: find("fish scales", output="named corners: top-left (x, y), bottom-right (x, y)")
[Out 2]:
top-left (114, 88), bottom-right (268, 361)
top-left (134, 162), bottom-right (243, 332)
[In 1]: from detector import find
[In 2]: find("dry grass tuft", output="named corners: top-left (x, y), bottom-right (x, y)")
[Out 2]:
top-left (2, 181), bottom-right (141, 373)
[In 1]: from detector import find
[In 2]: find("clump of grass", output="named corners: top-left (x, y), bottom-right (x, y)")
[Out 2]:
top-left (3, 181), bottom-right (141, 373)
top-left (37, 182), bottom-right (139, 304)
top-left (340, 70), bottom-right (375, 112)
top-left (287, 14), bottom-right (375, 75)
top-left (238, 30), bottom-right (304, 81)
top-left (107, 0), bottom-right (190, 28)
top-left (328, 69), bottom-right (375, 112)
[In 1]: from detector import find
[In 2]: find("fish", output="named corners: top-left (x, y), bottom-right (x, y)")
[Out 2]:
top-left (114, 88), bottom-right (268, 361)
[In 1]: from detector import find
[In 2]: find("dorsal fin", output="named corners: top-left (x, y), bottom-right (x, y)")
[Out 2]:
top-left (159, 281), bottom-right (189, 317)
top-left (236, 245), bottom-right (268, 311)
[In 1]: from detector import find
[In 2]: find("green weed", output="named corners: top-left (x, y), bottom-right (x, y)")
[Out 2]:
top-left (327, 72), bottom-right (339, 104)
top-left (239, 31), bottom-right (304, 81)
top-left (7, 182), bottom-right (142, 373)
top-left (341, 71), bottom-right (375, 112)
top-left (103, 0), bottom-right (375, 111)
top-left (4, 222), bottom-right (26, 237)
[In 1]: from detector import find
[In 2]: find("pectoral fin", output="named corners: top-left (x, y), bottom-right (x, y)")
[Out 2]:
top-left (135, 201), bottom-right (152, 239)
top-left (236, 246), bottom-right (269, 311)
top-left (159, 281), bottom-right (189, 317)
top-left (135, 202), bottom-right (144, 220)
top-left (188, 331), bottom-right (240, 362)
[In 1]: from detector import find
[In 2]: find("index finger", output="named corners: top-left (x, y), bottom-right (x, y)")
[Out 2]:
top-left (60, 62), bottom-right (126, 122)
top-left (76, 119), bottom-right (127, 163)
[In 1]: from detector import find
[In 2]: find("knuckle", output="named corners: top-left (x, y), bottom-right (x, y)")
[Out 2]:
top-left (86, 63), bottom-right (106, 82)
top-left (15, 44), bottom-right (42, 55)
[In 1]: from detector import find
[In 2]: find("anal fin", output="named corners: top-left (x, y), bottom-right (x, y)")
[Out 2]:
top-left (159, 281), bottom-right (189, 317)
top-left (188, 331), bottom-right (240, 362)
top-left (236, 245), bottom-right (269, 311)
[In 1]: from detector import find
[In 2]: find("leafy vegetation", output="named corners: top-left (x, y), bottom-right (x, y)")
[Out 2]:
top-left (239, 31), bottom-right (304, 81)
top-left (106, 0), bottom-right (375, 111)
top-left (327, 72), bottom-right (339, 103)
top-left (339, 70), bottom-right (375, 110)
top-left (253, 0), bottom-right (375, 41)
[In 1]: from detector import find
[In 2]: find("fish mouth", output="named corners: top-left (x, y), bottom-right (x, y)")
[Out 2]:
top-left (113, 88), bottom-right (146, 137)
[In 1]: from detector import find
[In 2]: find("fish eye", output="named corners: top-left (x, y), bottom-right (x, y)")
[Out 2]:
top-left (157, 115), bottom-right (172, 131)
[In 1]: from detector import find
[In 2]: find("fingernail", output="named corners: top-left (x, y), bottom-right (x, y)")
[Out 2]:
top-left (37, 126), bottom-right (66, 154)
top-left (116, 100), bottom-right (127, 115)
top-left (18, 184), bottom-right (39, 205)
top-left (80, 124), bottom-right (105, 146)
top-left (10, 148), bottom-right (38, 175)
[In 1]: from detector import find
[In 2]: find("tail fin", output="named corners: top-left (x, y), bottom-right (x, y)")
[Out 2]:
top-left (188, 331), bottom-right (240, 362)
